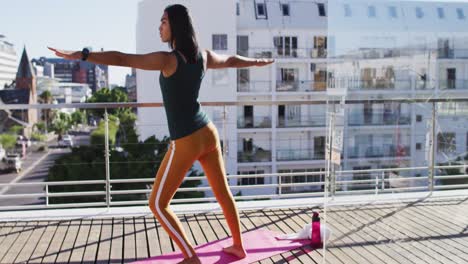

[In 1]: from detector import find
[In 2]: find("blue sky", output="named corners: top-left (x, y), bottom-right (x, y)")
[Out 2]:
top-left (1, 0), bottom-right (144, 86)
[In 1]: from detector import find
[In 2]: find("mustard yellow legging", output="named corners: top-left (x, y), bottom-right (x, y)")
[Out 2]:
top-left (148, 122), bottom-right (243, 259)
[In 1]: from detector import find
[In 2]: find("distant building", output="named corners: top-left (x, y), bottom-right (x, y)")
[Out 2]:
top-left (0, 35), bottom-right (17, 90)
top-left (33, 51), bottom-right (109, 93)
top-left (125, 68), bottom-right (137, 101)
top-left (0, 47), bottom-right (38, 136)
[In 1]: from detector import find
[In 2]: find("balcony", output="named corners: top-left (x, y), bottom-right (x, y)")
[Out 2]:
top-left (238, 149), bottom-right (272, 163)
top-left (277, 149), bottom-right (325, 161)
top-left (348, 145), bottom-right (411, 159)
top-left (276, 80), bottom-right (327, 92)
top-left (277, 115), bottom-right (326, 128)
top-left (239, 47), bottom-right (328, 59)
top-left (237, 116), bottom-right (272, 129)
top-left (348, 113), bottom-right (411, 126)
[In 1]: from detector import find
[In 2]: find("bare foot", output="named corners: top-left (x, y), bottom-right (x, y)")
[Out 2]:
top-left (176, 255), bottom-right (201, 264)
top-left (223, 244), bottom-right (247, 259)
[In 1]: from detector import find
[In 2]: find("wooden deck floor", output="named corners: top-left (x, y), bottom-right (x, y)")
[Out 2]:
top-left (0, 196), bottom-right (467, 264)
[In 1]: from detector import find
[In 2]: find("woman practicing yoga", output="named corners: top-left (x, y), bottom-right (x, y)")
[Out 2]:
top-left (49, 4), bottom-right (273, 264)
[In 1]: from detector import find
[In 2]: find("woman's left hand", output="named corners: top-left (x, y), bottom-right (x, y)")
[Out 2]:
top-left (48, 47), bottom-right (81, 60)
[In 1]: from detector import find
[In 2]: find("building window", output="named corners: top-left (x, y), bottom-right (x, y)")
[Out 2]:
top-left (437, 132), bottom-right (456, 153)
top-left (388, 6), bottom-right (397, 18)
top-left (273, 36), bottom-right (297, 57)
top-left (281, 3), bottom-right (290, 16)
top-left (368, 5), bottom-right (376, 18)
top-left (236, 2), bottom-right (240, 16)
top-left (416, 143), bottom-right (422, 150)
top-left (212, 34), bottom-right (227, 50)
top-left (415, 7), bottom-right (424, 18)
top-left (238, 170), bottom-right (265, 185)
top-left (437, 7), bottom-right (445, 19)
top-left (457, 8), bottom-right (465, 20)
top-left (416, 115), bottom-right (422, 122)
top-left (318, 3), bottom-right (326, 16)
top-left (255, 1), bottom-right (267, 19)
top-left (344, 4), bottom-right (352, 17)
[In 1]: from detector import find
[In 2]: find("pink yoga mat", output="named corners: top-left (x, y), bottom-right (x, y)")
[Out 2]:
top-left (130, 228), bottom-right (311, 264)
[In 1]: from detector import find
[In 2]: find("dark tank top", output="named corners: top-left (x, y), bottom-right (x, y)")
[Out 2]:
top-left (159, 50), bottom-right (210, 140)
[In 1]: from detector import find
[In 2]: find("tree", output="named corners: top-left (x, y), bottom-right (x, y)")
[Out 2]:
top-left (71, 110), bottom-right (87, 127)
top-left (39, 90), bottom-right (53, 132)
top-left (51, 112), bottom-right (72, 140)
top-left (87, 87), bottom-right (130, 118)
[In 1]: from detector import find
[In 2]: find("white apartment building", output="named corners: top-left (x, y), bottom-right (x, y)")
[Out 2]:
top-left (0, 35), bottom-right (17, 89)
top-left (137, 0), bottom-right (468, 196)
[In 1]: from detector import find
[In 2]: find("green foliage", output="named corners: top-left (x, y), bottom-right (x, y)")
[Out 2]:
top-left (0, 134), bottom-right (16, 150)
top-left (34, 122), bottom-right (46, 133)
top-left (51, 112), bottom-right (72, 138)
top-left (8, 125), bottom-right (23, 135)
top-left (71, 110), bottom-right (87, 126)
top-left (87, 87), bottom-right (131, 118)
top-left (31, 132), bottom-right (47, 142)
top-left (90, 115), bottom-right (119, 146)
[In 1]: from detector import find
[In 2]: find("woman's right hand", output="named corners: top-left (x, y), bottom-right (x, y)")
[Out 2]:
top-left (48, 47), bottom-right (81, 60)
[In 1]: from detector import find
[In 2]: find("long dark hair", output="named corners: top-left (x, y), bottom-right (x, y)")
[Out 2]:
top-left (164, 4), bottom-right (199, 64)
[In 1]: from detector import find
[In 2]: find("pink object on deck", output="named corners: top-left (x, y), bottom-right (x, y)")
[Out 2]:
top-left (130, 228), bottom-right (310, 264)
top-left (310, 212), bottom-right (323, 248)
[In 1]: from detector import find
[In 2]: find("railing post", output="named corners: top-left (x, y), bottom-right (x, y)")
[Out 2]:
top-left (278, 173), bottom-right (282, 197)
top-left (104, 109), bottom-right (111, 208)
top-left (45, 184), bottom-right (49, 206)
top-left (381, 171), bottom-right (385, 191)
top-left (428, 102), bottom-right (436, 194)
top-left (375, 173), bottom-right (379, 195)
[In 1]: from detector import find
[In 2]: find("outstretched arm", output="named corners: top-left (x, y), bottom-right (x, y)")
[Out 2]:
top-left (47, 47), bottom-right (170, 71)
top-left (206, 49), bottom-right (274, 69)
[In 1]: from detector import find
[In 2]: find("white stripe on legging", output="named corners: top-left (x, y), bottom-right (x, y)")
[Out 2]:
top-left (155, 141), bottom-right (192, 258)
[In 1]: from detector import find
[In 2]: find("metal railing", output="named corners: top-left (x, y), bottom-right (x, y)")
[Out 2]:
top-left (238, 47), bottom-right (328, 59)
top-left (0, 98), bottom-right (468, 211)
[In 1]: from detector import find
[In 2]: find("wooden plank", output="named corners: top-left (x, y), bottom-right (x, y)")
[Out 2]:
top-left (0, 221), bottom-right (27, 261)
top-left (28, 221), bottom-right (61, 264)
top-left (331, 206), bottom-right (415, 264)
top-left (353, 206), bottom-right (434, 263)
top-left (2, 221), bottom-right (37, 264)
top-left (196, 213), bottom-right (220, 243)
top-left (393, 205), bottom-right (468, 264)
top-left (123, 217), bottom-right (137, 263)
top-left (348, 205), bottom-right (431, 264)
top-left (54, 220), bottom-right (81, 263)
top-left (144, 216), bottom-right (161, 257)
top-left (13, 221), bottom-right (48, 263)
top-left (134, 216), bottom-right (150, 261)
top-left (366, 206), bottom-right (447, 263)
top-left (82, 218), bottom-right (103, 264)
top-left (109, 218), bottom-right (124, 264)
top-left (42, 220), bottom-right (71, 263)
top-left (96, 218), bottom-right (113, 264)
top-left (68, 219), bottom-right (92, 264)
